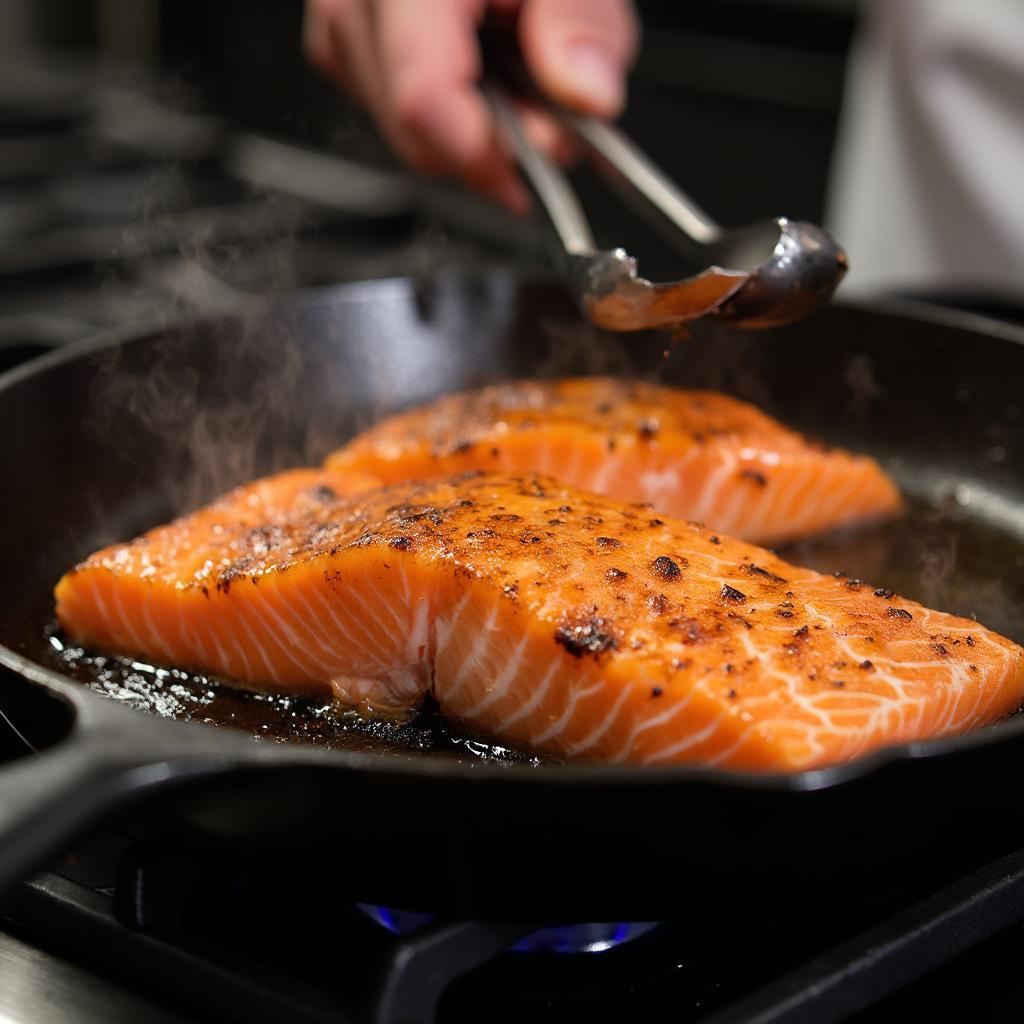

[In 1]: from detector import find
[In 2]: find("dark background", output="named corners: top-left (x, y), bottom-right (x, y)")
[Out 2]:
top-left (3, 0), bottom-right (860, 263)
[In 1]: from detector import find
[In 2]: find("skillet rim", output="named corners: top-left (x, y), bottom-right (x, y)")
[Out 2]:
top-left (2, 268), bottom-right (1023, 795)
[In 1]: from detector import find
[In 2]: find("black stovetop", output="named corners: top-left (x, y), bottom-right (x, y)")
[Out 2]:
top-left (3, 55), bottom-right (1024, 1024)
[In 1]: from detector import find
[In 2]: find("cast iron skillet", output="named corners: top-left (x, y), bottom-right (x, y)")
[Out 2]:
top-left (0, 270), bottom-right (1022, 919)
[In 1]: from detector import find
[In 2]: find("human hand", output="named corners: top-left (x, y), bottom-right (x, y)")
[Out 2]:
top-left (303, 0), bottom-right (638, 213)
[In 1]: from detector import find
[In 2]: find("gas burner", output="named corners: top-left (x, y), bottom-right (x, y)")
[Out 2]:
top-left (357, 904), bottom-right (658, 954)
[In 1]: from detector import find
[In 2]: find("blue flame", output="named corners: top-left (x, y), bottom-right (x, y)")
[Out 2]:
top-left (356, 905), bottom-right (657, 953)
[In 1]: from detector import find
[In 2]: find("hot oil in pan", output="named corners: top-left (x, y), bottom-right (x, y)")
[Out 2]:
top-left (46, 637), bottom-right (543, 765)
top-left (45, 497), bottom-right (1024, 756)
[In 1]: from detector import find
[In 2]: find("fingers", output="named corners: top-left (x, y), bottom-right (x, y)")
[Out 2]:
top-left (373, 0), bottom-right (529, 210)
top-left (519, 0), bottom-right (639, 116)
top-left (303, 0), bottom-right (373, 102)
top-left (302, 0), bottom-right (637, 211)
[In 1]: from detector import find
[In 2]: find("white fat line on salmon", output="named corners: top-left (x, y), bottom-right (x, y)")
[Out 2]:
top-left (567, 683), bottom-right (634, 757)
top-left (493, 656), bottom-right (560, 733)
top-left (688, 449), bottom-right (738, 526)
top-left (209, 605), bottom-right (257, 681)
top-left (288, 584), bottom-right (354, 669)
top-left (719, 457), bottom-right (777, 537)
top-left (106, 579), bottom-right (150, 656)
top-left (139, 593), bottom-right (174, 662)
top-left (197, 616), bottom-right (233, 678)
top-left (531, 441), bottom-right (554, 477)
top-left (645, 441), bottom-right (700, 496)
top-left (779, 467), bottom-right (822, 534)
top-left (705, 728), bottom-right (760, 767)
top-left (183, 590), bottom-right (219, 668)
top-left (435, 590), bottom-right (473, 652)
top-left (396, 558), bottom-right (412, 608)
top-left (325, 577), bottom-right (400, 658)
top-left (935, 661), bottom-right (980, 734)
top-left (531, 679), bottom-right (605, 747)
top-left (560, 438), bottom-right (587, 482)
top-left (771, 468), bottom-right (816, 536)
top-left (405, 596), bottom-right (430, 669)
top-left (230, 592), bottom-right (286, 682)
top-left (642, 713), bottom-right (727, 763)
top-left (814, 468), bottom-right (866, 532)
top-left (250, 589), bottom-right (337, 678)
top-left (446, 601), bottom-right (501, 700)
top-left (765, 663), bottom-right (836, 732)
top-left (609, 687), bottom-right (698, 763)
top-left (588, 448), bottom-right (622, 494)
top-left (305, 582), bottom-right (381, 671)
top-left (459, 631), bottom-right (530, 721)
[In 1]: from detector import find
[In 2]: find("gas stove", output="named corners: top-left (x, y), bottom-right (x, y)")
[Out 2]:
top-left (3, 53), bottom-right (1024, 1024)
top-left (5, 812), bottom-right (1024, 1024)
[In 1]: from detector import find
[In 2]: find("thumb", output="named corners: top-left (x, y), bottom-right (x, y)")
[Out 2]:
top-left (519, 0), bottom-right (639, 118)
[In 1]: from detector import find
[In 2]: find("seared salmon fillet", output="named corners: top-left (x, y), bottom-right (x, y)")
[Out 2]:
top-left (325, 378), bottom-right (901, 545)
top-left (55, 471), bottom-right (1023, 772)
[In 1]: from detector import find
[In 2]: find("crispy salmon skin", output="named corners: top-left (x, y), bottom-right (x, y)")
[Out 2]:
top-left (55, 471), bottom-right (1023, 772)
top-left (325, 378), bottom-right (901, 544)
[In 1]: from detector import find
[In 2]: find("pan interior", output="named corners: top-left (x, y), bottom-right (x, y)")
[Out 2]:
top-left (2, 275), bottom-right (1022, 768)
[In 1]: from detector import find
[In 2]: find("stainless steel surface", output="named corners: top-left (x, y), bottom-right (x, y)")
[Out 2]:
top-left (0, 928), bottom-right (188, 1024)
top-left (487, 88), bottom-right (594, 256)
top-left (487, 88), bottom-right (847, 331)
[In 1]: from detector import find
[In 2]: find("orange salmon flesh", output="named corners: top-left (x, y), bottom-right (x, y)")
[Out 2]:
top-left (325, 378), bottom-right (902, 545)
top-left (55, 471), bottom-right (1024, 773)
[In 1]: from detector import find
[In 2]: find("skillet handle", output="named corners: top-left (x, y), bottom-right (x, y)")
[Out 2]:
top-left (0, 733), bottom-right (134, 896)
top-left (0, 686), bottom-right (228, 899)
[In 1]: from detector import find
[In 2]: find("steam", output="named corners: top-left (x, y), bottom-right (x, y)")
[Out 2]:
top-left (913, 528), bottom-right (958, 610)
top-left (85, 155), bottom-right (319, 520)
top-left (843, 353), bottom-right (885, 420)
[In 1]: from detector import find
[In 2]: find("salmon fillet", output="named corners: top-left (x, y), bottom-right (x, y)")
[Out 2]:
top-left (325, 378), bottom-right (901, 545)
top-left (54, 471), bottom-right (1023, 772)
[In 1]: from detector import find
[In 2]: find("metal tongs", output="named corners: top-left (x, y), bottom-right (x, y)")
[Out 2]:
top-left (485, 86), bottom-right (847, 331)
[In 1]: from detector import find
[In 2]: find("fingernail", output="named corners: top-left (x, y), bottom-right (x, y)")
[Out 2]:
top-left (562, 42), bottom-right (622, 114)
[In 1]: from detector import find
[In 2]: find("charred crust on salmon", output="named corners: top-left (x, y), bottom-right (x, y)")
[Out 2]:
top-left (651, 556), bottom-right (682, 580)
top-left (887, 607), bottom-right (913, 621)
top-left (554, 616), bottom-right (618, 658)
top-left (874, 587), bottom-right (894, 598)
top-left (605, 567), bottom-right (628, 582)
top-left (597, 536), bottom-right (622, 549)
top-left (739, 469), bottom-right (767, 487)
top-left (637, 417), bottom-right (660, 440)
top-left (669, 617), bottom-right (704, 643)
top-left (720, 584), bottom-right (747, 604)
top-left (744, 563), bottom-right (787, 584)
